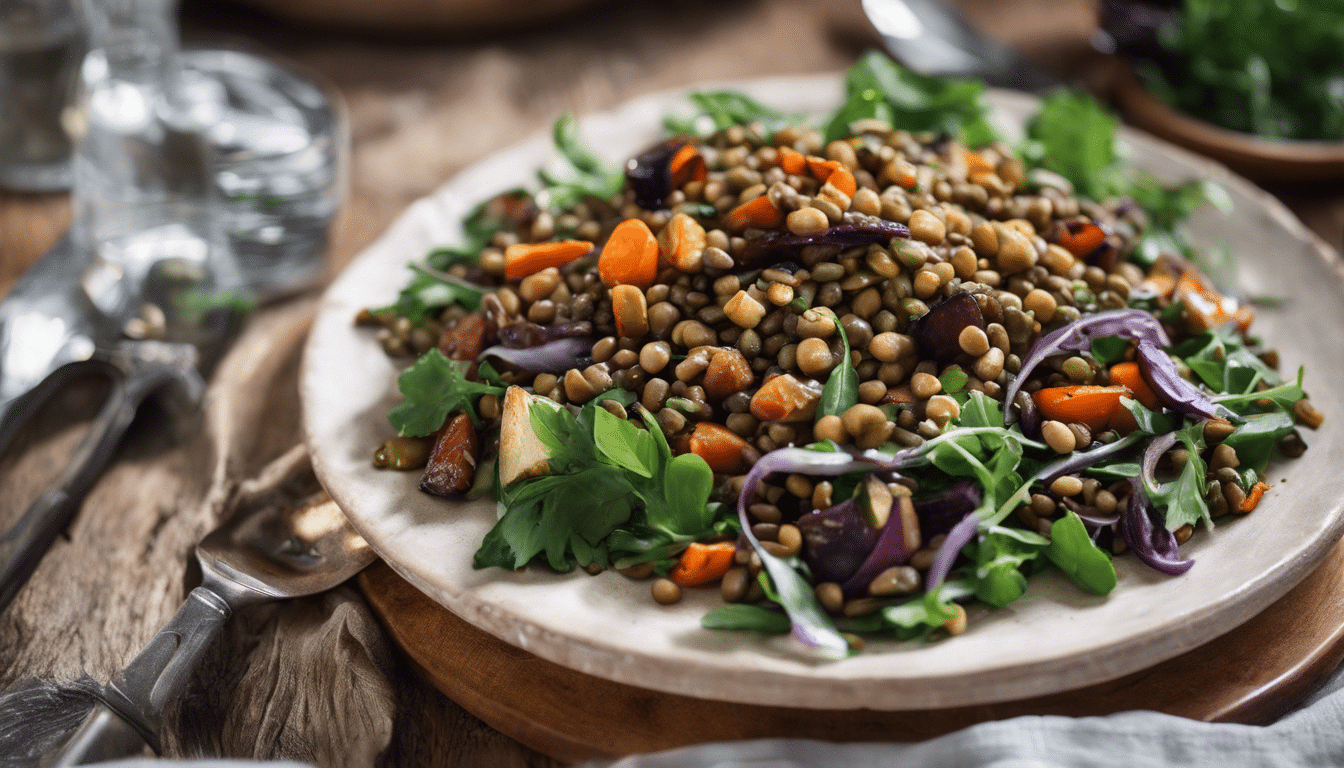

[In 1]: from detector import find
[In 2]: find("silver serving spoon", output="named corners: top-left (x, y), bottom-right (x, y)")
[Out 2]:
top-left (46, 446), bottom-right (376, 764)
top-left (862, 0), bottom-right (1061, 91)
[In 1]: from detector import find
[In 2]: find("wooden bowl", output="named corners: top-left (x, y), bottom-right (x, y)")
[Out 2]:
top-left (1108, 60), bottom-right (1344, 184)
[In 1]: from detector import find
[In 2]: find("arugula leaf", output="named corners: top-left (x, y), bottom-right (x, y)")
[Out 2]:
top-left (701, 604), bottom-right (791, 635)
top-left (1223, 411), bottom-right (1298, 475)
top-left (1212, 368), bottom-right (1304, 415)
top-left (1172, 325), bottom-right (1280, 395)
top-left (1149, 422), bottom-right (1210, 531)
top-left (1045, 511), bottom-right (1117, 595)
top-left (817, 318), bottom-right (858, 420)
top-left (538, 114), bottom-right (626, 210)
top-left (877, 579), bottom-right (975, 641)
top-left (825, 51), bottom-right (999, 145)
top-left (1121, 397), bottom-right (1180, 436)
top-left (664, 91), bottom-right (789, 137)
top-left (387, 349), bottom-right (505, 435)
top-left (970, 526), bottom-right (1049, 607)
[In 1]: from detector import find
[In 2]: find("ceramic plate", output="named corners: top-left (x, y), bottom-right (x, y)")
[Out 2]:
top-left (302, 74), bottom-right (1344, 710)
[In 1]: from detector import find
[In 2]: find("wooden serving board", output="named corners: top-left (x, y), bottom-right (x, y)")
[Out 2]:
top-left (359, 538), bottom-right (1344, 764)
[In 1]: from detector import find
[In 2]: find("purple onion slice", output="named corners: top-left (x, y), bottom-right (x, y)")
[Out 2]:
top-left (478, 336), bottom-right (593, 373)
top-left (796, 498), bottom-right (881, 585)
top-left (739, 218), bottom-right (909, 264)
top-left (1004, 309), bottom-right (1171, 423)
top-left (926, 511), bottom-right (979, 591)
top-left (1121, 477), bottom-right (1194, 575)
top-left (1135, 339), bottom-right (1221, 421)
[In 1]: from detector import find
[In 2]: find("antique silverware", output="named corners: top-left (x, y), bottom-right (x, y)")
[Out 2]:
top-left (0, 236), bottom-right (236, 612)
top-left (862, 0), bottom-right (1059, 91)
top-left (48, 446), bottom-right (376, 764)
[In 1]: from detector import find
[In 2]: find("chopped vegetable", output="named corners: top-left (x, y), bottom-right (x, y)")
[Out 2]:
top-left (504, 240), bottom-right (594, 280)
top-left (1033, 385), bottom-right (1133, 434)
top-left (670, 541), bottom-right (736, 587)
top-left (598, 219), bottom-right (661, 288)
top-left (687, 421), bottom-right (751, 475)
top-left (420, 413), bottom-right (479, 497)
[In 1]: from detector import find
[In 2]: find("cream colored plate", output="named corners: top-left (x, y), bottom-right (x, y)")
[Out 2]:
top-left (302, 75), bottom-right (1344, 711)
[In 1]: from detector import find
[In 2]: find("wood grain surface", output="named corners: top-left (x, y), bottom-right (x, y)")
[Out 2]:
top-left (360, 538), bottom-right (1344, 763)
top-left (1, 0), bottom-right (1342, 766)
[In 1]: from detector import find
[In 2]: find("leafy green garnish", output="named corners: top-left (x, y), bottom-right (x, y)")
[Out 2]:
top-left (1023, 89), bottom-right (1122, 202)
top-left (538, 114), bottom-right (626, 211)
top-left (875, 579), bottom-right (975, 641)
top-left (1223, 411), bottom-right (1298, 475)
top-left (387, 349), bottom-right (504, 436)
top-left (817, 318), bottom-right (858, 421)
top-left (824, 51), bottom-right (999, 145)
top-left (1148, 422), bottom-right (1210, 531)
top-left (1044, 511), bottom-right (1117, 595)
top-left (474, 392), bottom-right (725, 573)
top-left (701, 604), bottom-right (791, 635)
top-left (663, 91), bottom-right (790, 138)
top-left (968, 526), bottom-right (1049, 607)
top-left (1172, 325), bottom-right (1280, 396)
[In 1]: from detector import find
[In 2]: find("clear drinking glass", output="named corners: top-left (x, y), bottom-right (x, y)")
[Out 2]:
top-left (72, 0), bottom-right (236, 327)
top-left (182, 48), bottom-right (341, 300)
top-left (0, 0), bottom-right (84, 192)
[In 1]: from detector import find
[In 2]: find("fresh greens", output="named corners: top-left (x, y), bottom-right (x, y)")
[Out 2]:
top-left (1044, 511), bottom-right (1117, 595)
top-left (817, 318), bottom-right (859, 420)
top-left (387, 349), bottom-right (505, 436)
top-left (701, 604), bottom-right (791, 634)
top-left (539, 114), bottom-right (627, 211)
top-left (474, 390), bottom-right (727, 573)
top-left (1138, 0), bottom-right (1344, 140)
top-left (824, 51), bottom-right (999, 145)
top-left (1023, 89), bottom-right (1123, 203)
top-left (664, 91), bottom-right (790, 138)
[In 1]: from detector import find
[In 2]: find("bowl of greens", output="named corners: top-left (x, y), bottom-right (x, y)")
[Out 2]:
top-left (1099, 0), bottom-right (1344, 183)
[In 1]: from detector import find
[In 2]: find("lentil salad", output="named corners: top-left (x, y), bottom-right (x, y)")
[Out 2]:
top-left (357, 54), bottom-right (1323, 656)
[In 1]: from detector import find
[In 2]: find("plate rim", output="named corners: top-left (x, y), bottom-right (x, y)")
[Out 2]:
top-left (302, 71), bottom-right (1344, 710)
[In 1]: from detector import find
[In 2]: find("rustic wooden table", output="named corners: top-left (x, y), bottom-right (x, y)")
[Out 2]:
top-left (1, 0), bottom-right (1342, 765)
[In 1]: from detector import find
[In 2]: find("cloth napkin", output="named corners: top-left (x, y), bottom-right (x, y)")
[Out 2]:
top-left (591, 662), bottom-right (1344, 768)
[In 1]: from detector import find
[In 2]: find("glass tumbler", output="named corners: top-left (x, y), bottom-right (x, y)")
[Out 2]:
top-left (0, 0), bottom-right (84, 192)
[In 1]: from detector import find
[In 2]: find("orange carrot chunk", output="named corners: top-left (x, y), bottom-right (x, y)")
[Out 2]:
top-left (825, 167), bottom-right (857, 198)
top-left (688, 421), bottom-right (751, 474)
top-left (669, 144), bottom-right (707, 187)
top-left (1175, 268), bottom-right (1254, 333)
top-left (1033, 385), bottom-right (1133, 434)
top-left (726, 195), bottom-right (784, 231)
top-left (778, 146), bottom-right (807, 175)
top-left (1241, 482), bottom-right (1270, 513)
top-left (504, 240), bottom-right (593, 280)
top-left (598, 218), bottom-right (660, 288)
top-left (806, 156), bottom-right (842, 180)
top-left (669, 541), bottom-right (737, 587)
top-left (963, 150), bottom-right (995, 176)
top-left (1056, 221), bottom-right (1108, 257)
top-left (1108, 361), bottom-right (1160, 410)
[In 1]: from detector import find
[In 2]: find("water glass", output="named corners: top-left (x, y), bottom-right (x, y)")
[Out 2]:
top-left (0, 0), bottom-right (83, 192)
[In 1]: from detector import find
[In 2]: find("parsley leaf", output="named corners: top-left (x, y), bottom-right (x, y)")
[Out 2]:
top-left (1023, 89), bottom-right (1122, 202)
top-left (387, 349), bottom-right (504, 436)
top-left (825, 51), bottom-right (999, 145)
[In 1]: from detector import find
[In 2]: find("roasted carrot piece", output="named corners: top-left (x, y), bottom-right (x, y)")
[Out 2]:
top-left (1109, 361), bottom-right (1159, 410)
top-left (1175, 268), bottom-right (1254, 333)
top-left (1056, 221), bottom-right (1107, 257)
top-left (702, 348), bottom-right (755, 401)
top-left (806, 156), bottom-right (842, 180)
top-left (963, 150), bottom-right (995, 176)
top-left (688, 421), bottom-right (751, 474)
top-left (1240, 482), bottom-right (1270, 513)
top-left (669, 144), bottom-right (707, 186)
top-left (749, 373), bottom-right (821, 422)
top-left (1033, 385), bottom-right (1133, 434)
top-left (438, 313), bottom-right (491, 362)
top-left (504, 240), bottom-right (593, 280)
top-left (825, 167), bottom-right (857, 198)
top-left (420, 413), bottom-right (479, 497)
top-left (669, 541), bottom-right (737, 587)
top-left (777, 146), bottom-right (807, 175)
top-left (598, 218), bottom-right (660, 288)
top-left (726, 195), bottom-right (784, 230)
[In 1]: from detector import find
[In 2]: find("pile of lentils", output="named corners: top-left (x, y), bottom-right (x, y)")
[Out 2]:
top-left (361, 117), bottom-right (1315, 627)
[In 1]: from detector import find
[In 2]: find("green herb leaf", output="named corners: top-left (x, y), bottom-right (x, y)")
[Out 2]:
top-left (1223, 411), bottom-right (1298, 475)
top-left (1045, 511), bottom-right (1117, 595)
top-left (1149, 422), bottom-right (1210, 531)
top-left (659, 453), bottom-right (715, 533)
top-left (664, 91), bottom-right (789, 137)
top-left (701, 604), bottom-right (792, 635)
top-left (877, 579), bottom-right (975, 640)
top-left (538, 114), bottom-right (626, 210)
top-left (592, 406), bottom-right (658, 478)
top-left (387, 349), bottom-right (504, 436)
top-left (971, 525), bottom-right (1049, 607)
top-left (1024, 89), bottom-right (1122, 202)
top-left (817, 318), bottom-right (859, 420)
top-left (826, 51), bottom-right (999, 145)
